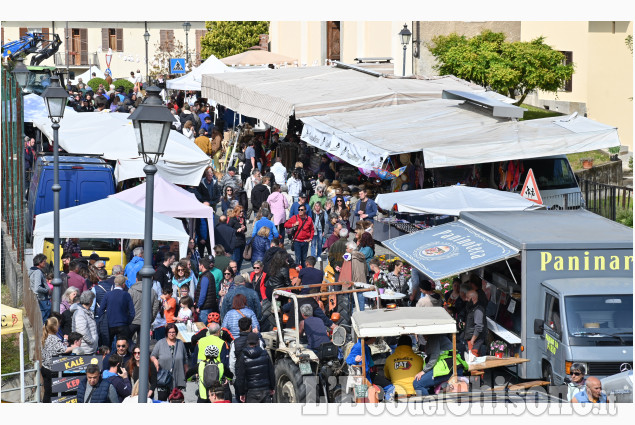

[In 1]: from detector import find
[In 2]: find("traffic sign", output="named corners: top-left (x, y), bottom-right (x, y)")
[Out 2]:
top-left (170, 58), bottom-right (186, 74)
top-left (520, 168), bottom-right (543, 204)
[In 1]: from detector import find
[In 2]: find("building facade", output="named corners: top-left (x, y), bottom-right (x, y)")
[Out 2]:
top-left (1, 21), bottom-right (207, 81)
top-left (521, 21), bottom-right (633, 152)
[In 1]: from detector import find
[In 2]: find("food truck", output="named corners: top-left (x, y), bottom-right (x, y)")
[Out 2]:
top-left (383, 209), bottom-right (633, 384)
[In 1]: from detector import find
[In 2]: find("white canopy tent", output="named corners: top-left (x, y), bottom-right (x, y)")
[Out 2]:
top-left (375, 185), bottom-right (544, 216)
top-left (110, 173), bottom-right (215, 246)
top-left (167, 54), bottom-right (233, 91)
top-left (24, 93), bottom-right (78, 123)
top-left (33, 197), bottom-right (189, 259)
top-left (300, 100), bottom-right (620, 169)
top-left (71, 66), bottom-right (105, 85)
top-left (201, 66), bottom-right (509, 132)
top-left (32, 112), bottom-right (211, 186)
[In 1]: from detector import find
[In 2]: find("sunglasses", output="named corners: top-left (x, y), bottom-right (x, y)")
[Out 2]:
top-left (133, 351), bottom-right (141, 355)
top-left (224, 273), bottom-right (232, 276)
top-left (337, 200), bottom-right (343, 203)
top-left (116, 344), bottom-right (127, 348)
top-left (253, 266), bottom-right (261, 269)
top-left (571, 371), bottom-right (583, 376)
top-left (298, 208), bottom-right (306, 211)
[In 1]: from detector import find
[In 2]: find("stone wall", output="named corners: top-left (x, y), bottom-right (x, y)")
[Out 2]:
top-left (1, 222), bottom-right (23, 307)
top-left (574, 159), bottom-right (623, 185)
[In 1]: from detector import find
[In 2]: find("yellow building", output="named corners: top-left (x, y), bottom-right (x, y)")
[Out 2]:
top-left (1, 21), bottom-right (207, 80)
top-left (521, 21), bottom-right (633, 153)
top-left (269, 21), bottom-right (413, 76)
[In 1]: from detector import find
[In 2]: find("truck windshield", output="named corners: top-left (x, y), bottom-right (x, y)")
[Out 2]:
top-left (565, 295), bottom-right (633, 343)
top-left (78, 238), bottom-right (120, 251)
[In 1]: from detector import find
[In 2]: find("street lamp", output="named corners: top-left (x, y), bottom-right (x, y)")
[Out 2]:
top-left (144, 23), bottom-right (150, 86)
top-left (128, 85), bottom-right (173, 403)
top-left (41, 76), bottom-right (68, 314)
top-left (399, 23), bottom-right (412, 77)
top-left (12, 56), bottom-right (30, 87)
top-left (182, 21), bottom-right (191, 67)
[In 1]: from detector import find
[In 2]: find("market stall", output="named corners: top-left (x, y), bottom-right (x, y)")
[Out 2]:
top-left (32, 111), bottom-right (211, 186)
top-left (32, 197), bottom-right (189, 259)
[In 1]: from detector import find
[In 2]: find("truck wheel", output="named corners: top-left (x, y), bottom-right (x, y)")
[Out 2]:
top-left (260, 298), bottom-right (276, 332)
top-left (275, 357), bottom-right (307, 403)
top-left (542, 363), bottom-right (554, 385)
top-left (336, 294), bottom-right (351, 330)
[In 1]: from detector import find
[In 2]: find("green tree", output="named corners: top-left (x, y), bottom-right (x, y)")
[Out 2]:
top-left (200, 21), bottom-right (269, 60)
top-left (428, 30), bottom-right (574, 106)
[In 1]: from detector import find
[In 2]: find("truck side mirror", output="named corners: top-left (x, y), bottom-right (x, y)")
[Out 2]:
top-left (534, 319), bottom-right (545, 335)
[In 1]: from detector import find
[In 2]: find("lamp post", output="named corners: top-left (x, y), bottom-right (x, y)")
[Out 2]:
top-left (144, 23), bottom-right (150, 86)
top-left (12, 57), bottom-right (31, 88)
top-left (398, 23), bottom-right (412, 77)
top-left (128, 85), bottom-right (173, 403)
top-left (182, 21), bottom-right (191, 67)
top-left (41, 76), bottom-right (68, 314)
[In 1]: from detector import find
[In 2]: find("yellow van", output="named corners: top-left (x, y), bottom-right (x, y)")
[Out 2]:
top-left (43, 238), bottom-right (128, 275)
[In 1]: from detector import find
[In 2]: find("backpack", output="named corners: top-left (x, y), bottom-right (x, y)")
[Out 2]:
top-left (202, 360), bottom-right (223, 388)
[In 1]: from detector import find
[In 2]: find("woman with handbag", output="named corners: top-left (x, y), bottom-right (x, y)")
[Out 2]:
top-left (228, 205), bottom-right (247, 271)
top-left (126, 346), bottom-right (158, 399)
top-left (251, 227), bottom-right (271, 267)
top-left (151, 323), bottom-right (188, 401)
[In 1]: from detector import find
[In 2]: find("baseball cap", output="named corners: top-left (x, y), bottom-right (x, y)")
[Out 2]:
top-left (228, 166), bottom-right (237, 173)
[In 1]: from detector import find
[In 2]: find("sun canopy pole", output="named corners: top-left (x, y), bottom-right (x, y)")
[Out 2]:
top-left (505, 259), bottom-right (519, 285)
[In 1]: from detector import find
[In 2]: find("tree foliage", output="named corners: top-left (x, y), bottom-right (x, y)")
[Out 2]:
top-left (149, 40), bottom-right (193, 80)
top-left (200, 21), bottom-right (269, 60)
top-left (428, 30), bottom-right (574, 105)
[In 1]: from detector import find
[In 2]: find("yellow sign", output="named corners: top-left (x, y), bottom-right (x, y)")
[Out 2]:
top-left (540, 251), bottom-right (633, 272)
top-left (545, 334), bottom-right (559, 355)
top-left (1, 304), bottom-right (24, 336)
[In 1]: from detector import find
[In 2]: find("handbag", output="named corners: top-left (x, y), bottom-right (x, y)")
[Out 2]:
top-left (243, 239), bottom-right (253, 260)
top-left (156, 340), bottom-right (180, 388)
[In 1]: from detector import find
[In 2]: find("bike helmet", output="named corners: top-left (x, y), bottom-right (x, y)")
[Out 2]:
top-left (208, 312), bottom-right (221, 323)
top-left (205, 345), bottom-right (220, 359)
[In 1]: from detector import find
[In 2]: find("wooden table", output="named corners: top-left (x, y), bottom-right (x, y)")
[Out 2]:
top-left (176, 322), bottom-right (205, 343)
top-left (468, 356), bottom-right (530, 388)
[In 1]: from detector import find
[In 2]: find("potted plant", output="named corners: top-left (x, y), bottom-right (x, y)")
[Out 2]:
top-left (609, 146), bottom-right (621, 161)
top-left (581, 158), bottom-right (594, 169)
top-left (489, 340), bottom-right (507, 358)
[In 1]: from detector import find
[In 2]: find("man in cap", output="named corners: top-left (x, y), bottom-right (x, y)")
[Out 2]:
top-left (220, 166), bottom-right (242, 193)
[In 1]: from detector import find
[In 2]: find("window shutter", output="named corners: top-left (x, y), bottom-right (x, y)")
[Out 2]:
top-left (116, 28), bottom-right (123, 52)
top-left (19, 27), bottom-right (27, 38)
top-left (167, 29), bottom-right (174, 51)
top-left (196, 29), bottom-right (205, 65)
top-left (80, 28), bottom-right (88, 65)
top-left (102, 28), bottom-right (108, 50)
top-left (160, 29), bottom-right (167, 51)
top-left (1, 27), bottom-right (4, 46)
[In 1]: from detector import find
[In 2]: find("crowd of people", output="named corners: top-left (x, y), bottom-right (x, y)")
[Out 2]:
top-left (28, 84), bottom-right (609, 405)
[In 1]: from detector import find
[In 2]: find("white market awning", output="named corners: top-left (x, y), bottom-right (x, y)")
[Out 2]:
top-left (201, 66), bottom-right (500, 132)
top-left (375, 185), bottom-right (544, 216)
top-left (300, 101), bottom-right (620, 169)
top-left (32, 111), bottom-right (211, 186)
top-left (33, 197), bottom-right (189, 259)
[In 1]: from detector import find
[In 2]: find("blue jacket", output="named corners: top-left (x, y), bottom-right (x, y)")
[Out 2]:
top-left (222, 308), bottom-right (260, 337)
top-left (352, 198), bottom-right (378, 224)
top-left (123, 256), bottom-right (144, 288)
top-left (97, 288), bottom-right (135, 328)
top-left (346, 340), bottom-right (374, 380)
top-left (289, 202), bottom-right (313, 219)
top-left (251, 235), bottom-right (270, 263)
top-left (77, 375), bottom-right (114, 403)
top-left (200, 177), bottom-right (221, 205)
top-left (220, 285), bottom-right (262, 321)
top-left (215, 222), bottom-right (236, 252)
top-left (102, 370), bottom-right (132, 402)
top-left (252, 217), bottom-right (279, 241)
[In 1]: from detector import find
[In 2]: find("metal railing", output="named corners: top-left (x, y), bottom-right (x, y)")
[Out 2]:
top-left (1, 64), bottom-right (26, 266)
top-left (580, 179), bottom-right (633, 222)
top-left (23, 273), bottom-right (43, 364)
top-left (540, 191), bottom-right (585, 210)
top-left (0, 361), bottom-right (41, 403)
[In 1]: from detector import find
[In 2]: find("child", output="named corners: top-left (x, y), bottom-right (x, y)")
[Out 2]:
top-left (176, 296), bottom-right (193, 322)
top-left (161, 288), bottom-right (177, 324)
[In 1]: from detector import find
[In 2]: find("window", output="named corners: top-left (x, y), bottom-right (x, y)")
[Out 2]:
top-left (544, 293), bottom-right (562, 338)
top-left (101, 28), bottom-right (123, 52)
top-left (65, 27), bottom-right (88, 65)
top-left (560, 51), bottom-right (573, 92)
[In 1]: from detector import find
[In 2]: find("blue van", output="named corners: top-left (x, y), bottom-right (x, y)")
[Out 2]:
top-left (26, 156), bottom-right (116, 240)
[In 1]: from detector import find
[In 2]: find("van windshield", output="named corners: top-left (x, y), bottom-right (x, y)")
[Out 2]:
top-left (520, 158), bottom-right (577, 190)
top-left (565, 295), bottom-right (633, 346)
top-left (78, 238), bottom-right (120, 251)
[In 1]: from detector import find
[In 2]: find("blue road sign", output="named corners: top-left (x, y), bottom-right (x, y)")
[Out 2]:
top-left (170, 58), bottom-right (186, 74)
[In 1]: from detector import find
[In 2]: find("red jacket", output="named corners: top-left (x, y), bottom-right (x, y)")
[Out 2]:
top-left (284, 215), bottom-right (315, 242)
